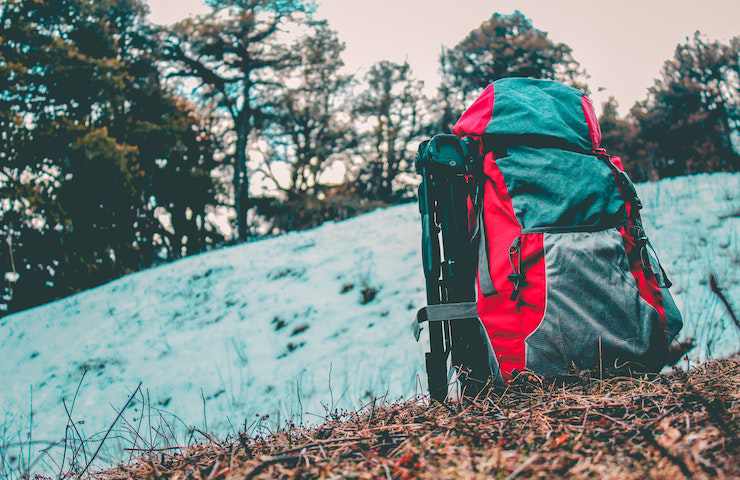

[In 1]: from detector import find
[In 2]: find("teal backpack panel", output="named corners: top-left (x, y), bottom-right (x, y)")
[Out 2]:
top-left (497, 146), bottom-right (626, 231)
top-left (484, 78), bottom-right (593, 152)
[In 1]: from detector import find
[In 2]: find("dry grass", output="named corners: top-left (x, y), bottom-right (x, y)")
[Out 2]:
top-left (93, 356), bottom-right (738, 479)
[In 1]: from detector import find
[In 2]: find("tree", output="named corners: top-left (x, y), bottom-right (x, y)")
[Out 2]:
top-left (1, 0), bottom-right (145, 311)
top-left (598, 97), bottom-right (653, 181)
top-left (257, 20), bottom-right (354, 198)
top-left (0, 0), bottom-right (223, 314)
top-left (631, 32), bottom-right (739, 177)
top-left (437, 10), bottom-right (586, 131)
top-left (353, 61), bottom-right (428, 200)
top-left (250, 20), bottom-right (364, 232)
top-left (163, 0), bottom-right (312, 240)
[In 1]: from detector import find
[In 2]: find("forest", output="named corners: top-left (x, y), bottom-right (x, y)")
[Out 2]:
top-left (1, 0), bottom-right (738, 315)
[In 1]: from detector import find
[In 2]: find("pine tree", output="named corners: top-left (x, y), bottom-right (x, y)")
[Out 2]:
top-left (631, 32), bottom-right (739, 177)
top-left (437, 11), bottom-right (586, 131)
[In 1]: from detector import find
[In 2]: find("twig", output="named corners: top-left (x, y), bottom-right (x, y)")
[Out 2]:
top-left (201, 388), bottom-right (208, 433)
top-left (62, 398), bottom-right (89, 469)
top-left (59, 424), bottom-right (69, 479)
top-left (123, 446), bottom-right (185, 452)
top-left (505, 453), bottom-right (539, 480)
top-left (273, 436), bottom-right (373, 457)
top-left (192, 427), bottom-right (222, 447)
top-left (79, 382), bottom-right (142, 478)
top-left (243, 454), bottom-right (301, 479)
top-left (709, 274), bottom-right (739, 329)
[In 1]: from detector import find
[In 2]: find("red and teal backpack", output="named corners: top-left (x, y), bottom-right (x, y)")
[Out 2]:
top-left (450, 78), bottom-right (683, 382)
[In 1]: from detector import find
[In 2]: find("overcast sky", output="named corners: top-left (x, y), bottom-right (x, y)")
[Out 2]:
top-left (147, 0), bottom-right (738, 114)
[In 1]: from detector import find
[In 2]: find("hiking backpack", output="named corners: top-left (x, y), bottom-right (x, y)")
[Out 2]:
top-left (415, 78), bottom-right (683, 395)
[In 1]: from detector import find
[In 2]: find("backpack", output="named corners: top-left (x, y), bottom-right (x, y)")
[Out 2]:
top-left (416, 78), bottom-right (683, 390)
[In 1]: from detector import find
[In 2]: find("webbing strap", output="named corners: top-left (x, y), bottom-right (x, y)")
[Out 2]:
top-left (597, 150), bottom-right (672, 288)
top-left (477, 203), bottom-right (497, 297)
top-left (414, 302), bottom-right (479, 341)
top-left (592, 149), bottom-right (642, 209)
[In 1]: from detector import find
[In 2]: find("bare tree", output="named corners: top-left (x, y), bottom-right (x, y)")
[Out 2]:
top-left (163, 0), bottom-right (310, 240)
top-left (353, 61), bottom-right (429, 200)
top-left (257, 20), bottom-right (354, 198)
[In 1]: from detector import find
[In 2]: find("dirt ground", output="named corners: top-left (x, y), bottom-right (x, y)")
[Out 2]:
top-left (94, 356), bottom-right (739, 479)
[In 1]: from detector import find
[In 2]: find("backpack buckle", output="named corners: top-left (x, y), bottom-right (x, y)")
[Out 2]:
top-left (630, 222), bottom-right (648, 243)
top-left (593, 147), bottom-right (608, 157)
top-left (594, 148), bottom-right (643, 211)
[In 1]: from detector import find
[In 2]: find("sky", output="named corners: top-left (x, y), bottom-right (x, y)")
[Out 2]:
top-left (147, 0), bottom-right (739, 113)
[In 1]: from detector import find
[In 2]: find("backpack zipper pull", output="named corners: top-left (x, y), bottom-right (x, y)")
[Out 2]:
top-left (507, 236), bottom-right (526, 300)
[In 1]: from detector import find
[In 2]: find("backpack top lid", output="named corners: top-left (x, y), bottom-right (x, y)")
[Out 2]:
top-left (452, 77), bottom-right (601, 153)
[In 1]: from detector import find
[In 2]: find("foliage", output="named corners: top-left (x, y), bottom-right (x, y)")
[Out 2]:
top-left (253, 184), bottom-right (388, 233)
top-left (353, 61), bottom-right (429, 201)
top-left (1, 3), bottom-right (738, 314)
top-left (256, 20), bottom-right (354, 198)
top-left (437, 10), bottom-right (586, 131)
top-left (600, 33), bottom-right (739, 180)
top-left (163, 0), bottom-right (312, 240)
top-left (631, 32), bottom-right (739, 178)
top-left (597, 97), bottom-right (652, 181)
top-left (0, 0), bottom-right (223, 314)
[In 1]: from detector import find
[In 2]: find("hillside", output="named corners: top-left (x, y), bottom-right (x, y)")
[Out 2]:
top-left (98, 355), bottom-right (740, 479)
top-left (1, 173), bottom-right (738, 474)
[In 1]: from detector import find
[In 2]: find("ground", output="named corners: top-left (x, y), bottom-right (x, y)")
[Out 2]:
top-left (94, 356), bottom-right (739, 479)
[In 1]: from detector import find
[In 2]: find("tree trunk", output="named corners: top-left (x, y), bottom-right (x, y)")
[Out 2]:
top-left (234, 120), bottom-right (250, 241)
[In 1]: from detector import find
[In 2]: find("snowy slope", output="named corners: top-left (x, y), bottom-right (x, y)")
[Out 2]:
top-left (1, 173), bottom-right (738, 466)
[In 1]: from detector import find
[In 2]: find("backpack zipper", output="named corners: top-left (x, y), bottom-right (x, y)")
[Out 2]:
top-left (520, 223), bottom-right (625, 235)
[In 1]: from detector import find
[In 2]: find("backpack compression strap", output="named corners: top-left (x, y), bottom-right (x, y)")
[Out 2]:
top-left (594, 148), bottom-right (672, 288)
top-left (414, 302), bottom-right (479, 341)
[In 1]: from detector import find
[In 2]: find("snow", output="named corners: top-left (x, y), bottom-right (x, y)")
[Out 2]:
top-left (1, 172), bottom-right (738, 470)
